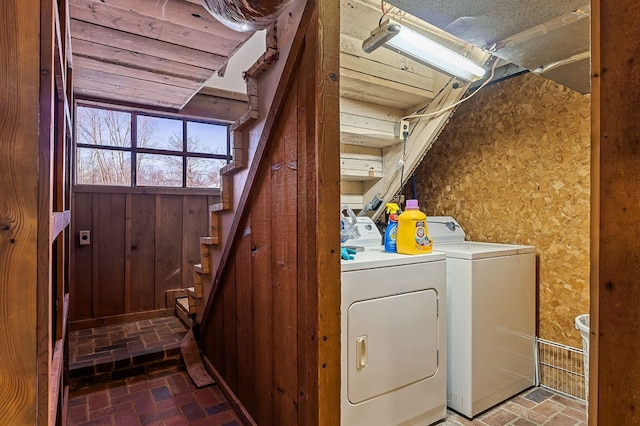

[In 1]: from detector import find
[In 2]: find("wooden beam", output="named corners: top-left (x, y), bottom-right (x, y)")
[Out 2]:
top-left (181, 93), bottom-right (248, 123)
top-left (71, 38), bottom-right (212, 82)
top-left (71, 0), bottom-right (247, 43)
top-left (74, 67), bottom-right (197, 99)
top-left (74, 57), bottom-right (202, 90)
top-left (307, 0), bottom-right (342, 423)
top-left (592, 0), bottom-right (640, 424)
top-left (70, 19), bottom-right (226, 70)
top-left (0, 4), bottom-right (42, 424)
top-left (69, 0), bottom-right (245, 55)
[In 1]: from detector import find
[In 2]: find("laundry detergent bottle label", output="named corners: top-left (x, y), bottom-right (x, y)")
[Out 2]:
top-left (414, 220), bottom-right (432, 248)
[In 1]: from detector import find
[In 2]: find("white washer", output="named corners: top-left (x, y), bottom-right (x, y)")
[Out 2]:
top-left (427, 216), bottom-right (536, 418)
top-left (341, 220), bottom-right (447, 426)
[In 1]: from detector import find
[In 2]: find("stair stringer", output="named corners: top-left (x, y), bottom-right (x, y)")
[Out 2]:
top-left (191, 3), bottom-right (313, 328)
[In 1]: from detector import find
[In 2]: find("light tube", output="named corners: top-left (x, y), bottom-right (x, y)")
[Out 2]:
top-left (362, 20), bottom-right (486, 82)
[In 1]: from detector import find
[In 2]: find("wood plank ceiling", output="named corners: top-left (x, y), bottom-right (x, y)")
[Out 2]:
top-left (69, 0), bottom-right (254, 110)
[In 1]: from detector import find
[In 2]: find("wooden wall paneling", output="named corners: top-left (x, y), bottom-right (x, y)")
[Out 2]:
top-left (296, 36), bottom-right (313, 423)
top-left (269, 76), bottom-right (300, 425)
top-left (200, 0), bottom-right (314, 325)
top-left (593, 0), bottom-right (640, 422)
top-left (235, 225), bottom-right (255, 414)
top-left (223, 255), bottom-right (238, 393)
top-left (91, 193), bottom-right (100, 317)
top-left (250, 165), bottom-right (273, 424)
top-left (154, 195), bottom-right (184, 308)
top-left (95, 193), bottom-right (126, 317)
top-left (70, 193), bottom-right (93, 320)
top-left (71, 190), bottom-right (212, 321)
top-left (0, 1), bottom-right (41, 422)
top-left (181, 196), bottom-right (207, 289)
top-left (209, 280), bottom-right (227, 374)
top-left (124, 194), bottom-right (132, 312)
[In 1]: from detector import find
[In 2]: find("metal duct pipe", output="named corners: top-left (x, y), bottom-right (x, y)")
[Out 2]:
top-left (201, 0), bottom-right (295, 32)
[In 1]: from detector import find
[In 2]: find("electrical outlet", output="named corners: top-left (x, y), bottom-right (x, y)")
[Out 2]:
top-left (79, 230), bottom-right (91, 246)
top-left (394, 120), bottom-right (410, 139)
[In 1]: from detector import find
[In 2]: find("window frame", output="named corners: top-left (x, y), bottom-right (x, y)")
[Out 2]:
top-left (74, 100), bottom-right (231, 190)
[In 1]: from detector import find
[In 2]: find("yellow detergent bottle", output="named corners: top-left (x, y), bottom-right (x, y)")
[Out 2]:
top-left (397, 199), bottom-right (432, 254)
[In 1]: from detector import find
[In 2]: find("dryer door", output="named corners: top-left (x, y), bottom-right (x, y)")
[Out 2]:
top-left (347, 289), bottom-right (439, 405)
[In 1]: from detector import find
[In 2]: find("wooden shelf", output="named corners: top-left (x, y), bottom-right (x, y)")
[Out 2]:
top-left (50, 211), bottom-right (71, 241)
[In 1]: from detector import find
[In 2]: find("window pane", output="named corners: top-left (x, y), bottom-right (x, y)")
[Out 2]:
top-left (76, 147), bottom-right (131, 186)
top-left (137, 153), bottom-right (182, 187)
top-left (187, 122), bottom-right (228, 155)
top-left (186, 157), bottom-right (226, 188)
top-left (138, 116), bottom-right (183, 151)
top-left (77, 106), bottom-right (131, 147)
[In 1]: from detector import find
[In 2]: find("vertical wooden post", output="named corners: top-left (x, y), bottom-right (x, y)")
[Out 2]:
top-left (592, 0), bottom-right (640, 424)
top-left (308, 0), bottom-right (341, 424)
top-left (0, 0), bottom-right (56, 423)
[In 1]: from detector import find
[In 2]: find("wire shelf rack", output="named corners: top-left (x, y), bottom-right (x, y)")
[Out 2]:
top-left (537, 338), bottom-right (586, 400)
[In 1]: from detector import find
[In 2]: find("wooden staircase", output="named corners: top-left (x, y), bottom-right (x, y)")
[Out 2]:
top-left (175, 24), bottom-right (278, 330)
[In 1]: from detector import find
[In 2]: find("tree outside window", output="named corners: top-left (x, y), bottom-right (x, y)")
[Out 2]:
top-left (75, 104), bottom-right (229, 188)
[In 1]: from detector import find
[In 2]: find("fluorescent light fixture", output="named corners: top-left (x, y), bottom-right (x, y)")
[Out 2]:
top-left (362, 19), bottom-right (486, 82)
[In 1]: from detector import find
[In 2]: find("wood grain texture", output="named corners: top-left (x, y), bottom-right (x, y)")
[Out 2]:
top-left (38, 0), bottom-right (56, 421)
top-left (96, 193), bottom-right (126, 316)
top-left (313, 0), bottom-right (342, 422)
top-left (235, 227), bottom-right (255, 414)
top-left (593, 0), bottom-right (640, 422)
top-left (269, 79), bottom-right (299, 425)
top-left (0, 1), bottom-right (41, 423)
top-left (182, 196), bottom-right (208, 290)
top-left (130, 194), bottom-right (156, 312)
top-left (589, 1), bottom-right (601, 423)
top-left (409, 73), bottom-right (591, 347)
top-left (154, 195), bottom-right (183, 309)
top-left (249, 165), bottom-right (273, 424)
top-left (70, 193), bottom-right (94, 320)
top-left (199, 1), bottom-right (342, 424)
top-left (70, 191), bottom-right (211, 320)
top-left (69, 0), bottom-right (243, 54)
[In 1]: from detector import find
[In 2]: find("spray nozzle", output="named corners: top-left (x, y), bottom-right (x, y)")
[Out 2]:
top-left (386, 203), bottom-right (400, 214)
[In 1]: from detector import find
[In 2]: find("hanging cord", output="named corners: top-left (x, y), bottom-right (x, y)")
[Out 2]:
top-left (393, 56), bottom-right (498, 200)
top-left (395, 128), bottom-right (409, 199)
top-left (401, 56), bottom-right (500, 122)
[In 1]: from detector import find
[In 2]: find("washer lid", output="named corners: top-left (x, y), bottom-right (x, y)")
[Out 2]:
top-left (427, 216), bottom-right (466, 243)
top-left (341, 247), bottom-right (445, 272)
top-left (432, 241), bottom-right (535, 260)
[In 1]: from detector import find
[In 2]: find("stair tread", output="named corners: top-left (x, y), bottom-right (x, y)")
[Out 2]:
top-left (176, 296), bottom-right (190, 310)
top-left (200, 237), bottom-right (216, 245)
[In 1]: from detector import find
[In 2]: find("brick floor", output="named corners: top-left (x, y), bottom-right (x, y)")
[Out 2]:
top-left (68, 370), bottom-right (241, 426)
top-left (69, 317), bottom-right (187, 391)
top-left (440, 387), bottom-right (587, 426)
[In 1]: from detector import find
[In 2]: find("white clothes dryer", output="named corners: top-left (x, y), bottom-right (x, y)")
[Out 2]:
top-left (427, 216), bottom-right (536, 418)
top-left (341, 217), bottom-right (447, 425)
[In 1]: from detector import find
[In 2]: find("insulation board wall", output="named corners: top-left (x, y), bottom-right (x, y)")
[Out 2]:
top-left (410, 73), bottom-right (590, 346)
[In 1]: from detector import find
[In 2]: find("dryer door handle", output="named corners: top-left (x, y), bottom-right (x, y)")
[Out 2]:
top-left (356, 336), bottom-right (368, 370)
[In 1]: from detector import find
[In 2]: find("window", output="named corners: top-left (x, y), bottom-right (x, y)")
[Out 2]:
top-left (75, 103), bottom-right (229, 188)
